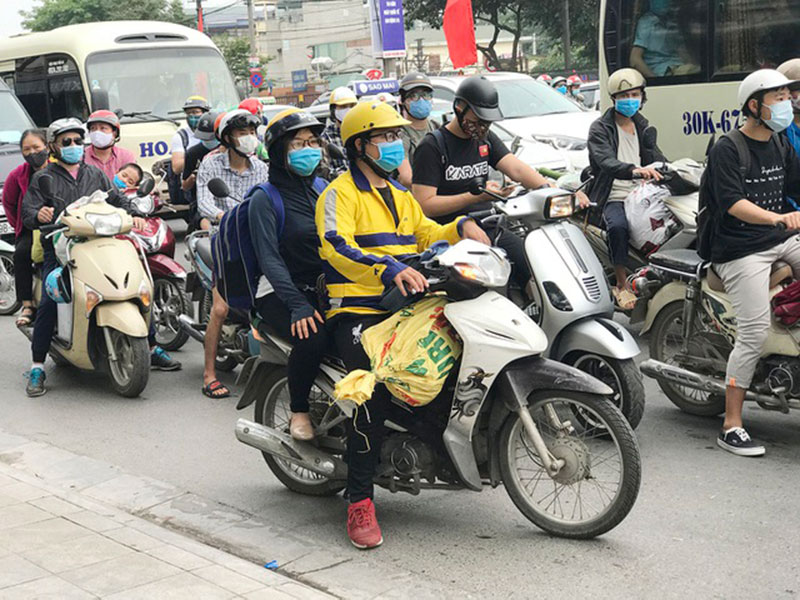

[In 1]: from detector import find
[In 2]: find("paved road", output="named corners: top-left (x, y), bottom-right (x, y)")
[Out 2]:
top-left (2, 227), bottom-right (799, 599)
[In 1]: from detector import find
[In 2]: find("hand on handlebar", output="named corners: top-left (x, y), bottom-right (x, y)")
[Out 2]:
top-left (393, 266), bottom-right (429, 297)
top-left (776, 212), bottom-right (800, 231)
top-left (291, 310), bottom-right (324, 340)
top-left (461, 219), bottom-right (491, 246)
top-left (575, 190), bottom-right (591, 209)
top-left (37, 207), bottom-right (54, 223)
top-left (632, 167), bottom-right (663, 182)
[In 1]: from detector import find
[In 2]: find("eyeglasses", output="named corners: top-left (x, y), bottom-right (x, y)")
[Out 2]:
top-left (407, 91), bottom-right (433, 101)
top-left (60, 137), bottom-right (83, 147)
top-left (288, 137), bottom-right (321, 151)
top-left (369, 130), bottom-right (401, 143)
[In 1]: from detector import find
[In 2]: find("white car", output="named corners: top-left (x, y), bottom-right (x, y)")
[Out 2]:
top-left (429, 72), bottom-right (600, 169)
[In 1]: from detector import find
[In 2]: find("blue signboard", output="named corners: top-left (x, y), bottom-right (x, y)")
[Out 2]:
top-left (370, 0), bottom-right (406, 59)
top-left (354, 78), bottom-right (400, 96)
top-left (292, 69), bottom-right (308, 93)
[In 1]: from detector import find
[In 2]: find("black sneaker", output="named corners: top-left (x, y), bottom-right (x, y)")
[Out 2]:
top-left (26, 367), bottom-right (47, 397)
top-left (717, 427), bottom-right (765, 457)
top-left (151, 347), bottom-right (182, 371)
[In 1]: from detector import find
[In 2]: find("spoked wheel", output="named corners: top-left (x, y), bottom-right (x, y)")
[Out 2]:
top-left (569, 354), bottom-right (645, 429)
top-left (499, 391), bottom-right (641, 539)
top-left (650, 301), bottom-right (726, 416)
top-left (254, 367), bottom-right (346, 496)
top-left (105, 329), bottom-right (150, 398)
top-left (152, 277), bottom-right (190, 351)
top-left (0, 252), bottom-right (20, 316)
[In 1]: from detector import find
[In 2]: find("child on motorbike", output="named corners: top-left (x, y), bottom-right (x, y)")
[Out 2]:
top-left (112, 162), bottom-right (143, 193)
top-left (316, 100), bottom-right (489, 549)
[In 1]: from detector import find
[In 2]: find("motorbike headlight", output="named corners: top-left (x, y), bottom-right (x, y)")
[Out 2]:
top-left (545, 194), bottom-right (575, 219)
top-left (138, 279), bottom-right (152, 309)
top-left (532, 134), bottom-right (587, 151)
top-left (84, 284), bottom-right (104, 317)
top-left (453, 248), bottom-right (511, 288)
top-left (85, 212), bottom-right (123, 235)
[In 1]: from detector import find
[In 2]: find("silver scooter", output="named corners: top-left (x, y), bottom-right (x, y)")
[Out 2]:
top-left (473, 182), bottom-right (645, 428)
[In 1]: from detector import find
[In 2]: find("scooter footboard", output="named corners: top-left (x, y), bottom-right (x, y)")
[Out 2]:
top-left (550, 317), bottom-right (640, 363)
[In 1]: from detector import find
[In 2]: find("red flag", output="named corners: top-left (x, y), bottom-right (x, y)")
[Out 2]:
top-left (443, 0), bottom-right (477, 69)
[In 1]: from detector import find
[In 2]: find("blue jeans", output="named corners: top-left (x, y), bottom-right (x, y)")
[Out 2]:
top-left (602, 201), bottom-right (629, 266)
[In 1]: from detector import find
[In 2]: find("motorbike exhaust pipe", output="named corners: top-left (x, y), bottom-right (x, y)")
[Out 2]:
top-left (178, 314), bottom-right (206, 344)
top-left (640, 359), bottom-right (787, 407)
top-left (235, 419), bottom-right (347, 479)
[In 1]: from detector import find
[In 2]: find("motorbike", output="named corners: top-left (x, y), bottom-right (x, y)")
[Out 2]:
top-left (125, 181), bottom-right (191, 351)
top-left (235, 238), bottom-right (642, 539)
top-left (638, 243), bottom-right (800, 417)
top-left (473, 182), bottom-right (646, 428)
top-left (19, 176), bottom-right (153, 397)
top-left (0, 207), bottom-right (20, 315)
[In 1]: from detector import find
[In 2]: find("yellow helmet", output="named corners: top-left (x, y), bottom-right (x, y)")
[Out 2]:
top-left (340, 101), bottom-right (410, 144)
top-left (329, 87), bottom-right (358, 107)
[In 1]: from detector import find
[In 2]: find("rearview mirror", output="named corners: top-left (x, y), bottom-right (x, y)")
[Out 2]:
top-left (137, 175), bottom-right (155, 197)
top-left (468, 177), bottom-right (486, 196)
top-left (91, 88), bottom-right (110, 111)
top-left (208, 178), bottom-right (230, 198)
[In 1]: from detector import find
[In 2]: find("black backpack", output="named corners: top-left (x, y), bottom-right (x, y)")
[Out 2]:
top-left (696, 130), bottom-right (792, 260)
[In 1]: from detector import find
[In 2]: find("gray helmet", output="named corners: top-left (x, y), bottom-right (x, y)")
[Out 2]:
top-left (194, 111), bottom-right (219, 142)
top-left (47, 118), bottom-right (85, 143)
top-left (182, 95), bottom-right (211, 112)
top-left (400, 72), bottom-right (433, 95)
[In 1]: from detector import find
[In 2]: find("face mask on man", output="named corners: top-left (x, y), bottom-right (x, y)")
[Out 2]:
top-left (615, 97), bottom-right (642, 118)
top-left (763, 99), bottom-right (794, 132)
top-left (187, 115), bottom-right (201, 130)
top-left (202, 139), bottom-right (220, 150)
top-left (456, 108), bottom-right (490, 141)
top-left (24, 149), bottom-right (49, 170)
top-left (235, 134), bottom-right (259, 156)
top-left (89, 130), bottom-right (114, 149)
top-left (408, 98), bottom-right (432, 120)
top-left (335, 107), bottom-right (351, 123)
top-left (59, 145), bottom-right (84, 165)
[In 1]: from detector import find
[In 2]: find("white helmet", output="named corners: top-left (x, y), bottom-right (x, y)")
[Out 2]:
top-left (737, 69), bottom-right (799, 108)
top-left (329, 87), bottom-right (357, 107)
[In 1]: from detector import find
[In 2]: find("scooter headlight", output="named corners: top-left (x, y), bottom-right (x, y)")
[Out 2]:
top-left (85, 212), bottom-right (123, 235)
top-left (84, 284), bottom-right (104, 317)
top-left (453, 248), bottom-right (511, 288)
top-left (545, 194), bottom-right (575, 219)
top-left (138, 279), bottom-right (152, 308)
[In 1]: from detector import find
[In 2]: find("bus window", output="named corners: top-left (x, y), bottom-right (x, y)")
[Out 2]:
top-left (714, 0), bottom-right (800, 75)
top-left (47, 55), bottom-right (88, 121)
top-left (15, 56), bottom-right (49, 126)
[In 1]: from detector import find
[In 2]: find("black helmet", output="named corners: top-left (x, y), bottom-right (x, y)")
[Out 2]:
top-left (265, 108), bottom-right (324, 150)
top-left (183, 95), bottom-right (210, 112)
top-left (194, 111), bottom-right (219, 142)
top-left (454, 76), bottom-right (503, 122)
top-left (400, 72), bottom-right (433, 96)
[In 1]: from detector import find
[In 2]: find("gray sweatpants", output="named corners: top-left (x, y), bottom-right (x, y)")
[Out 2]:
top-left (714, 235), bottom-right (800, 389)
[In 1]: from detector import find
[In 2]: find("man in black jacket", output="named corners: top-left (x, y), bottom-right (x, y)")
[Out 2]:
top-left (21, 118), bottom-right (177, 397)
top-left (587, 68), bottom-right (666, 309)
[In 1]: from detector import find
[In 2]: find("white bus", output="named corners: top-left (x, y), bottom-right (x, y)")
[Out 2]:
top-left (0, 21), bottom-right (240, 173)
top-left (599, 0), bottom-right (799, 160)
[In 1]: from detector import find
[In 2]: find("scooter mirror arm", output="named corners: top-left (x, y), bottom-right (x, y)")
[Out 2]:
top-left (477, 186), bottom-right (510, 203)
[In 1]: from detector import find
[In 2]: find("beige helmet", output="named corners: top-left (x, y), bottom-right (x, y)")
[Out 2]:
top-left (329, 87), bottom-right (358, 107)
top-left (607, 68), bottom-right (646, 97)
top-left (777, 58), bottom-right (800, 90)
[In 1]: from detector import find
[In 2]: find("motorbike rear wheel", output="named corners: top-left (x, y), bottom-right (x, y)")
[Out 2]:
top-left (153, 277), bottom-right (190, 351)
top-left (255, 367), bottom-right (346, 496)
top-left (106, 329), bottom-right (150, 398)
top-left (499, 391), bottom-right (641, 539)
top-left (649, 301), bottom-right (726, 416)
top-left (0, 251), bottom-right (21, 316)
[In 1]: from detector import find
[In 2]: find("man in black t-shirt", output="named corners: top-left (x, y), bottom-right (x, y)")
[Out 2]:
top-left (412, 76), bottom-right (587, 289)
top-left (705, 69), bottom-right (800, 457)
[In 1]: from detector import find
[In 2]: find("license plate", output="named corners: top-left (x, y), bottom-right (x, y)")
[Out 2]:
top-left (0, 221), bottom-right (10, 235)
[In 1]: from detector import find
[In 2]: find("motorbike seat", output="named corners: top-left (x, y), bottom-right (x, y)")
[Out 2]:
top-left (649, 249), bottom-right (704, 277)
top-left (706, 261), bottom-right (793, 293)
top-left (196, 237), bottom-right (213, 268)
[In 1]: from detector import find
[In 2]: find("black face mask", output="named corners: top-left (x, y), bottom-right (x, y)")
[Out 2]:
top-left (23, 149), bottom-right (49, 170)
top-left (456, 107), bottom-right (490, 141)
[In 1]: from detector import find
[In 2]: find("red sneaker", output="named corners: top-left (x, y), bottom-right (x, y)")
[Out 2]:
top-left (347, 498), bottom-right (383, 549)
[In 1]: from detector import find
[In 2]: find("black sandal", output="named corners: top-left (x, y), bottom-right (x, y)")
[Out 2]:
top-left (16, 306), bottom-right (35, 327)
top-left (202, 379), bottom-right (231, 398)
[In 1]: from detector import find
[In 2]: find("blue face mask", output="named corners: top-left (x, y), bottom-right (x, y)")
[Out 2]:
top-left (202, 139), bottom-right (220, 150)
top-left (556, 85), bottom-right (567, 95)
top-left (59, 145), bottom-right (84, 165)
top-left (372, 139), bottom-right (405, 173)
top-left (112, 174), bottom-right (128, 190)
top-left (187, 115), bottom-right (201, 130)
top-left (408, 98), bottom-right (432, 120)
top-left (615, 97), bottom-right (641, 118)
top-left (287, 147), bottom-right (322, 177)
top-left (764, 99), bottom-right (794, 133)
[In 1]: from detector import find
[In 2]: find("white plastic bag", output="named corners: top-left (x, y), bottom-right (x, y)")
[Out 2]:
top-left (624, 182), bottom-right (676, 253)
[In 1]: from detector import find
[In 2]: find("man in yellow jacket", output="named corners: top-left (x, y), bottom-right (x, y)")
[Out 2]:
top-left (316, 101), bottom-right (489, 549)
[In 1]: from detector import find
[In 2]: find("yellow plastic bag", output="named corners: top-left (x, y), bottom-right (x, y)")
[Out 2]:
top-left (334, 297), bottom-right (462, 407)
top-left (31, 230), bottom-right (44, 264)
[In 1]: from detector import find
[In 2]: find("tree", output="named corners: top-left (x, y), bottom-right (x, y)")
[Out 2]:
top-left (21, 0), bottom-right (193, 32)
top-left (527, 0), bottom-right (600, 70)
top-left (212, 35), bottom-right (271, 85)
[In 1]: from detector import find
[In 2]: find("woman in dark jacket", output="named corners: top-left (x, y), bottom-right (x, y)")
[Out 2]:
top-left (248, 108), bottom-right (330, 441)
top-left (2, 129), bottom-right (49, 326)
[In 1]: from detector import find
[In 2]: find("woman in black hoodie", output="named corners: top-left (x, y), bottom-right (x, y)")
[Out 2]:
top-left (248, 108), bottom-right (330, 441)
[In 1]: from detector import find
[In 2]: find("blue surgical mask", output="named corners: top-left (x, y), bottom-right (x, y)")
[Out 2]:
top-left (615, 97), bottom-right (641, 118)
top-left (556, 85), bottom-right (567, 95)
top-left (372, 139), bottom-right (405, 173)
top-left (60, 145), bottom-right (84, 164)
top-left (202, 139), bottom-right (220, 150)
top-left (112, 174), bottom-right (128, 190)
top-left (764, 99), bottom-right (794, 133)
top-left (408, 98), bottom-right (432, 120)
top-left (287, 147), bottom-right (322, 177)
top-left (187, 115), bottom-right (201, 130)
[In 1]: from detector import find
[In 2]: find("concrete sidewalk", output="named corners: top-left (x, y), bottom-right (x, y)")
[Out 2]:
top-left (0, 464), bottom-right (334, 600)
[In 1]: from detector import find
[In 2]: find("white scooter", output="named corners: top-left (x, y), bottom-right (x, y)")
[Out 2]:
top-left (235, 239), bottom-right (641, 539)
top-left (0, 236), bottom-right (17, 315)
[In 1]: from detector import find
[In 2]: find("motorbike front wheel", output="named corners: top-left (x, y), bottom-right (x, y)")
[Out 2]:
top-left (499, 391), bottom-right (641, 539)
top-left (153, 277), bottom-right (190, 351)
top-left (0, 251), bottom-right (21, 316)
top-left (254, 367), bottom-right (346, 496)
top-left (106, 329), bottom-right (150, 398)
top-left (567, 354), bottom-right (645, 429)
